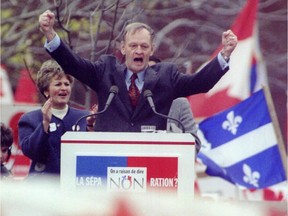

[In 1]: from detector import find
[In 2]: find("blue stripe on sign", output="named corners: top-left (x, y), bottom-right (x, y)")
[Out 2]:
top-left (76, 156), bottom-right (127, 176)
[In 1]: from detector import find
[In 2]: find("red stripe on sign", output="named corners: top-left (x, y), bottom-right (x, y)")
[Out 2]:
top-left (61, 140), bottom-right (194, 145)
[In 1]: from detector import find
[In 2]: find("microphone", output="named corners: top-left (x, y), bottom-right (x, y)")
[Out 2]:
top-left (144, 90), bottom-right (185, 133)
top-left (104, 85), bottom-right (119, 110)
top-left (73, 85), bottom-right (119, 131)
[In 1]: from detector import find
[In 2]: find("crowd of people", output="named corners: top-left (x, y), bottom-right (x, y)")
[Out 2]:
top-left (0, 9), bottom-right (237, 178)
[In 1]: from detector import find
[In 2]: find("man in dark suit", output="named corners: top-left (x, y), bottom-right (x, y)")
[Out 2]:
top-left (39, 10), bottom-right (238, 132)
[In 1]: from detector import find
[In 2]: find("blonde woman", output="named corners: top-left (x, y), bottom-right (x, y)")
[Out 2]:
top-left (18, 60), bottom-right (92, 176)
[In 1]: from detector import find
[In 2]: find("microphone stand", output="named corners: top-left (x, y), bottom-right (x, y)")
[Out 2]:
top-left (152, 109), bottom-right (186, 133)
top-left (144, 90), bottom-right (186, 133)
top-left (73, 108), bottom-right (107, 132)
top-left (73, 85), bottom-right (118, 131)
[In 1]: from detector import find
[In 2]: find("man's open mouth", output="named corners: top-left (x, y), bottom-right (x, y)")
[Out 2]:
top-left (134, 57), bottom-right (143, 63)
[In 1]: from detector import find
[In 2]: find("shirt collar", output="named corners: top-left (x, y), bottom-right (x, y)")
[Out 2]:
top-left (51, 105), bottom-right (69, 119)
top-left (126, 69), bottom-right (145, 83)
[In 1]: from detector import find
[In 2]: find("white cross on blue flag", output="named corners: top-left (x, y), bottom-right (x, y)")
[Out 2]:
top-left (197, 89), bottom-right (286, 189)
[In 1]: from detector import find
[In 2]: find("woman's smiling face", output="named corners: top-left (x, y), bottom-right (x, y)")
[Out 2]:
top-left (45, 75), bottom-right (72, 109)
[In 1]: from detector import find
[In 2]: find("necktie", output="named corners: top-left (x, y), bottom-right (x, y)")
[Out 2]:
top-left (129, 73), bottom-right (140, 109)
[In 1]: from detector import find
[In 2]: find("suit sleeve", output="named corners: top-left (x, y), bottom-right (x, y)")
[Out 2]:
top-left (18, 113), bottom-right (49, 161)
top-left (46, 40), bottom-right (105, 92)
top-left (178, 99), bottom-right (198, 134)
top-left (173, 57), bottom-right (229, 97)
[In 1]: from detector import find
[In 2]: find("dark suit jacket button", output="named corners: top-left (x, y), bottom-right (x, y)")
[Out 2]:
top-left (130, 122), bottom-right (134, 126)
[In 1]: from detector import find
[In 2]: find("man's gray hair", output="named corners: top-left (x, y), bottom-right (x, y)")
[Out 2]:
top-left (122, 22), bottom-right (155, 42)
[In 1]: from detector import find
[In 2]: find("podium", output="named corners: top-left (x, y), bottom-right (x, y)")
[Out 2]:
top-left (61, 132), bottom-right (195, 198)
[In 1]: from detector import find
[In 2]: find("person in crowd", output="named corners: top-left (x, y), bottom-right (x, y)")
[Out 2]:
top-left (38, 10), bottom-right (237, 133)
top-left (1, 122), bottom-right (14, 179)
top-left (18, 60), bottom-right (94, 176)
top-left (148, 56), bottom-right (201, 152)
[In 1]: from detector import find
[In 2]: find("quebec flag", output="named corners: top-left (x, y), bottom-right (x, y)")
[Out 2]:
top-left (197, 89), bottom-right (286, 189)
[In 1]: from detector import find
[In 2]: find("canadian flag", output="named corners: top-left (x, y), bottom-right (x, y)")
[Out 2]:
top-left (188, 0), bottom-right (268, 117)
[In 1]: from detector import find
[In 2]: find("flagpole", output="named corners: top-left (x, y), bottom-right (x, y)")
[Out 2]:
top-left (262, 85), bottom-right (287, 178)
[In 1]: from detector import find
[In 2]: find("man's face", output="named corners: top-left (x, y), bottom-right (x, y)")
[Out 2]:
top-left (1, 146), bottom-right (10, 164)
top-left (121, 28), bottom-right (154, 73)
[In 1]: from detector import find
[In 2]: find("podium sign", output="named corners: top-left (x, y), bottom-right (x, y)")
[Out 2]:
top-left (61, 132), bottom-right (195, 197)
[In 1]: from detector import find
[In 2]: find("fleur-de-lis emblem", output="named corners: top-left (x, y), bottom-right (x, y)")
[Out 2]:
top-left (243, 164), bottom-right (260, 187)
top-left (222, 111), bottom-right (242, 135)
